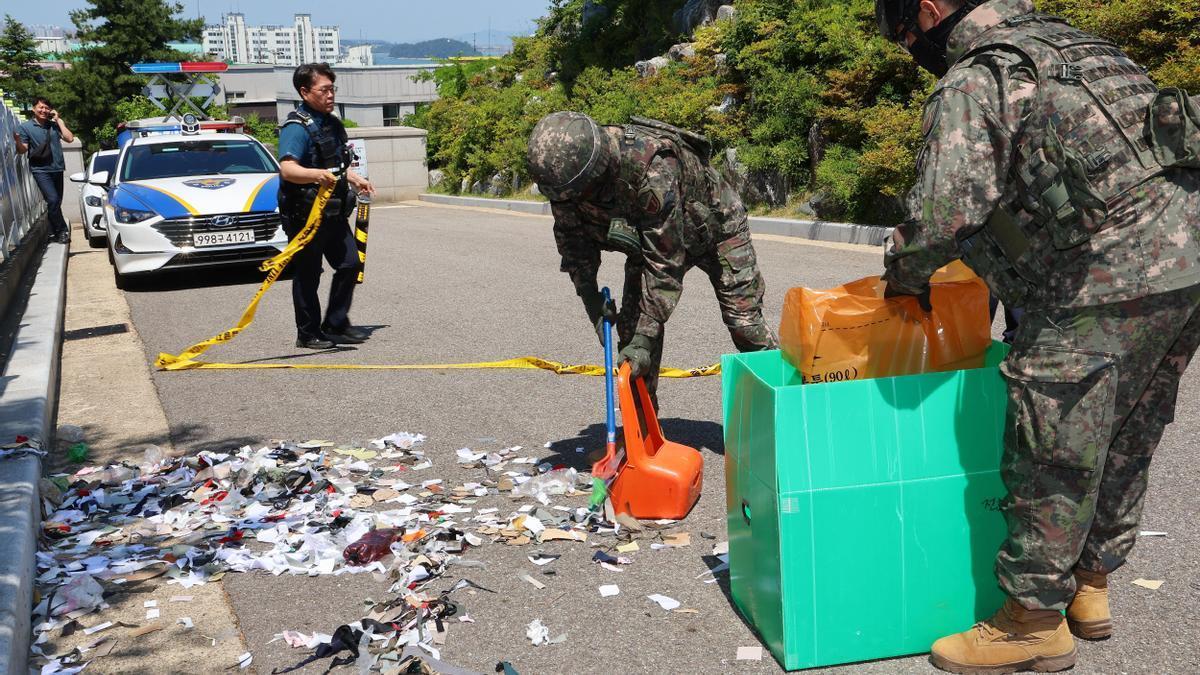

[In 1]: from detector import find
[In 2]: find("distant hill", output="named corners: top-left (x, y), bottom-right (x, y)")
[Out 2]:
top-left (388, 39), bottom-right (480, 59)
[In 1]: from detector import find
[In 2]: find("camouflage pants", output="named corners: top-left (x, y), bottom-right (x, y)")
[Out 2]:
top-left (617, 231), bottom-right (778, 397)
top-left (996, 284), bottom-right (1200, 610)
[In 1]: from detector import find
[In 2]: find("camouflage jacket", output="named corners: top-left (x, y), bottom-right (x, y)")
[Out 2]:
top-left (885, 0), bottom-right (1200, 308)
top-left (552, 125), bottom-right (748, 339)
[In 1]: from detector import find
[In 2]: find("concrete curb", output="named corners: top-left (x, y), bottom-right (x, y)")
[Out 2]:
top-left (418, 193), bottom-right (552, 216)
top-left (417, 193), bottom-right (890, 246)
top-left (747, 215), bottom-right (889, 246)
top-left (0, 240), bottom-right (68, 675)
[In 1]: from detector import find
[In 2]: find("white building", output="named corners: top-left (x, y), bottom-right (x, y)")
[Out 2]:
top-left (214, 64), bottom-right (440, 127)
top-left (202, 13), bottom-right (339, 66)
top-left (341, 45), bottom-right (375, 67)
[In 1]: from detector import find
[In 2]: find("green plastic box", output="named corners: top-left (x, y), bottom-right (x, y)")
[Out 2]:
top-left (721, 344), bottom-right (1011, 670)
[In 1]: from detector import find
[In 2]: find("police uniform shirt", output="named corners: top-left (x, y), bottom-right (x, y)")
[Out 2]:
top-left (277, 102), bottom-right (328, 168)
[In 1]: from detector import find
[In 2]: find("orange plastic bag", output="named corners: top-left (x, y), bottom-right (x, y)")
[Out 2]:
top-left (779, 261), bottom-right (992, 384)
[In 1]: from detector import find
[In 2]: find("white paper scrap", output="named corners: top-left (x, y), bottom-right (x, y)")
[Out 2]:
top-left (83, 621), bottom-right (114, 635)
top-left (647, 594), bottom-right (680, 611)
top-left (599, 584), bottom-right (620, 597)
top-left (143, 600), bottom-right (158, 608)
top-left (177, 617), bottom-right (194, 629)
top-left (520, 574), bottom-right (547, 590)
top-left (146, 608), bottom-right (160, 620)
top-left (737, 645), bottom-right (764, 661)
top-left (1138, 531), bottom-right (1168, 537)
top-left (238, 652), bottom-right (253, 669)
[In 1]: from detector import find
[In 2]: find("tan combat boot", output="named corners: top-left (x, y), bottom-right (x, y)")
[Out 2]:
top-left (1067, 568), bottom-right (1112, 639)
top-left (930, 598), bottom-right (1077, 674)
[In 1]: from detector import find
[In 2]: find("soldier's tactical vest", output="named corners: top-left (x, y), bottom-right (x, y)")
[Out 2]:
top-left (957, 13), bottom-right (1200, 305)
top-left (611, 117), bottom-right (745, 257)
top-left (277, 109), bottom-right (354, 225)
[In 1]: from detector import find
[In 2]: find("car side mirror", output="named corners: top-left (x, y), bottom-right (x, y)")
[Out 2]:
top-left (69, 172), bottom-right (86, 183)
top-left (88, 171), bottom-right (110, 186)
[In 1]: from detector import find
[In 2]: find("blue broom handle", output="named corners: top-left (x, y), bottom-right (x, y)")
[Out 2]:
top-left (602, 287), bottom-right (617, 446)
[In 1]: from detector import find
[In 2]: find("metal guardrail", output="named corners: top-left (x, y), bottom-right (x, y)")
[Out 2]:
top-left (0, 98), bottom-right (46, 265)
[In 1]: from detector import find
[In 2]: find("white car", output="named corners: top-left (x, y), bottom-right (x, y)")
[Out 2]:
top-left (96, 129), bottom-right (287, 285)
top-left (70, 150), bottom-right (120, 247)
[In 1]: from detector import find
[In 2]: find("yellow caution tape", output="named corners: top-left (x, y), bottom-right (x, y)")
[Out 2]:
top-left (155, 184), bottom-right (333, 370)
top-left (155, 183), bottom-right (721, 379)
top-left (156, 353), bottom-right (721, 377)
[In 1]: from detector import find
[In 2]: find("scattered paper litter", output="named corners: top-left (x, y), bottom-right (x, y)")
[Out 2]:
top-left (647, 594), bottom-right (680, 611)
top-left (237, 652), bottom-right (253, 669)
top-left (599, 584), bottom-right (620, 597)
top-left (83, 621), bottom-right (113, 635)
top-left (177, 617), bottom-right (194, 629)
top-left (526, 619), bottom-right (550, 646)
top-left (143, 600), bottom-right (157, 608)
top-left (528, 553), bottom-right (560, 566)
top-left (131, 623), bottom-right (163, 637)
top-left (616, 541), bottom-right (639, 553)
top-left (520, 574), bottom-right (547, 590)
top-left (146, 608), bottom-right (160, 620)
top-left (737, 645), bottom-right (764, 661)
top-left (1132, 578), bottom-right (1164, 590)
top-left (1138, 531), bottom-right (1168, 537)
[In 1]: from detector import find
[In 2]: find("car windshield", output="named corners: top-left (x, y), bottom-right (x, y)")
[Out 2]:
top-left (93, 154), bottom-right (118, 175)
top-left (121, 139), bottom-right (276, 181)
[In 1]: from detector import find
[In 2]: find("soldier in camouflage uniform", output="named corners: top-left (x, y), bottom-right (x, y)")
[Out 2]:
top-left (877, 0), bottom-right (1200, 672)
top-left (527, 112), bottom-right (777, 400)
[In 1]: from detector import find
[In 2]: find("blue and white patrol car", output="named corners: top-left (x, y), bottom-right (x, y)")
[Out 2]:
top-left (96, 115), bottom-right (287, 282)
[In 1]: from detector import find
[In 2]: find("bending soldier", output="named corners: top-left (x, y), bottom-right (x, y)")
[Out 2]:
top-left (877, 0), bottom-right (1200, 672)
top-left (527, 112), bottom-right (778, 400)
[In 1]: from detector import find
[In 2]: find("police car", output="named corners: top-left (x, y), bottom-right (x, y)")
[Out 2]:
top-left (69, 149), bottom-right (119, 247)
top-left (95, 114), bottom-right (287, 283)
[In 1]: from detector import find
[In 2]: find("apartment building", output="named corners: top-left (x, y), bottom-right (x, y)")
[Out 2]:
top-left (202, 13), bottom-right (340, 66)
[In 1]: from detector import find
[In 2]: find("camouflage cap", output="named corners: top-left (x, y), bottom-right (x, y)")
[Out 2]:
top-left (526, 111), bottom-right (614, 201)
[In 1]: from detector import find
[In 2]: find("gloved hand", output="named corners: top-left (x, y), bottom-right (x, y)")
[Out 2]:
top-left (582, 291), bottom-right (619, 345)
top-left (619, 334), bottom-right (656, 378)
top-left (884, 281), bottom-right (933, 313)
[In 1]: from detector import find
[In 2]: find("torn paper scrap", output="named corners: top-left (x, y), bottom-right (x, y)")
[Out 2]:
top-left (599, 584), bottom-right (620, 597)
top-left (526, 619), bottom-right (550, 646)
top-left (647, 594), bottom-right (680, 611)
top-left (1132, 579), bottom-right (1164, 590)
top-left (520, 574), bottom-right (546, 590)
top-left (737, 645), bottom-right (764, 661)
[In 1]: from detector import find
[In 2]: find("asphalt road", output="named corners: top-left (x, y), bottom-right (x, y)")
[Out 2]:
top-left (122, 203), bottom-right (1200, 674)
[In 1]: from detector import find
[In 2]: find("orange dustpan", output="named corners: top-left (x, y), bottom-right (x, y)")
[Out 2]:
top-left (606, 362), bottom-right (703, 520)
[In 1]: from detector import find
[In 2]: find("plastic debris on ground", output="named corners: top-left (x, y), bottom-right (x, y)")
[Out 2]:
top-left (28, 430), bottom-right (737, 672)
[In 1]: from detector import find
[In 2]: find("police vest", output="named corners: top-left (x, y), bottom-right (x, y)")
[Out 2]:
top-left (278, 109), bottom-right (353, 222)
top-left (958, 13), bottom-right (1200, 305)
top-left (611, 118), bottom-right (744, 256)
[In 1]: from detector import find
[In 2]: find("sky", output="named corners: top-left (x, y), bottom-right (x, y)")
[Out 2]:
top-left (7, 1), bottom-right (555, 45)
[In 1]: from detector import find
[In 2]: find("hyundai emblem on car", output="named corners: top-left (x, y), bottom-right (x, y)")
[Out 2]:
top-left (212, 215), bottom-right (239, 228)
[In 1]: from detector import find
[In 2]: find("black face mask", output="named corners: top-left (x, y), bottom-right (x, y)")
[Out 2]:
top-left (905, 2), bottom-right (978, 77)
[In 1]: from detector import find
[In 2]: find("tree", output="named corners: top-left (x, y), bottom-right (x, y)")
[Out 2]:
top-left (0, 15), bottom-right (41, 109)
top-left (45, 0), bottom-right (203, 149)
top-left (1036, 0), bottom-right (1200, 90)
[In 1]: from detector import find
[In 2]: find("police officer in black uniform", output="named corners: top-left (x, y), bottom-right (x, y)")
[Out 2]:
top-left (278, 62), bottom-right (375, 349)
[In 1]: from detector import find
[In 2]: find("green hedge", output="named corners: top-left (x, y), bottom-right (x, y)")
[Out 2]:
top-left (408, 0), bottom-right (1199, 225)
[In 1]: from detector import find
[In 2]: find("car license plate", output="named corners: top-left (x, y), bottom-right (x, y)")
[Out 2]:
top-left (193, 229), bottom-right (255, 247)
